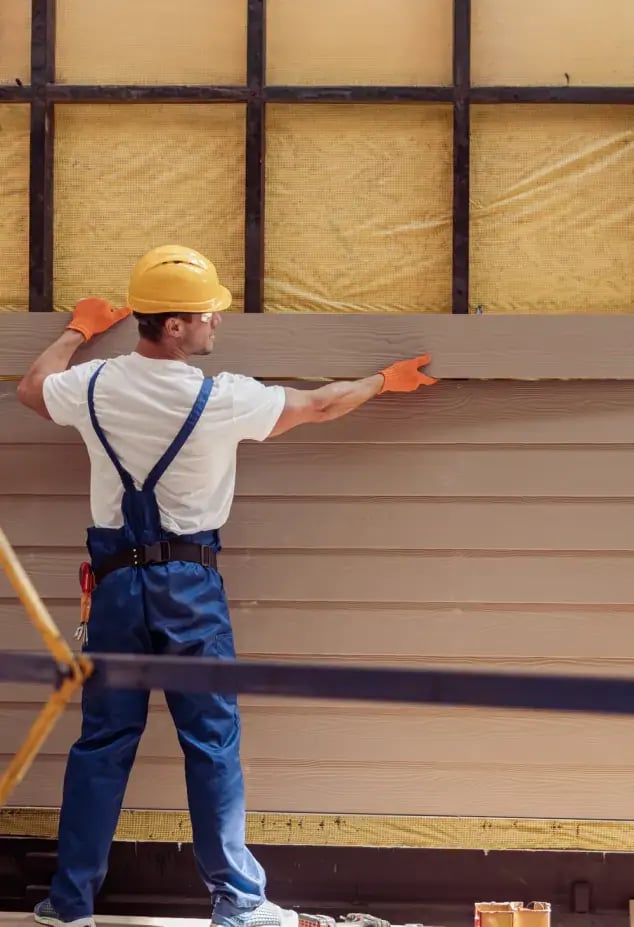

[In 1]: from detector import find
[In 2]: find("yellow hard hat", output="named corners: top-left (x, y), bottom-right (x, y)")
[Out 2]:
top-left (127, 245), bottom-right (232, 314)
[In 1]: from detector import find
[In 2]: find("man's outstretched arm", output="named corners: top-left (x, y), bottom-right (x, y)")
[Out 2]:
top-left (17, 298), bottom-right (130, 419)
top-left (269, 354), bottom-right (437, 437)
top-left (17, 329), bottom-right (86, 419)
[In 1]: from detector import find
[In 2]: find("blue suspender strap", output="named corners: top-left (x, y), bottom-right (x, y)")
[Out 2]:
top-left (143, 377), bottom-right (214, 492)
top-left (87, 363), bottom-right (136, 493)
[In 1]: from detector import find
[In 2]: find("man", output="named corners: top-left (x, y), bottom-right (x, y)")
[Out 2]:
top-left (17, 245), bottom-right (437, 927)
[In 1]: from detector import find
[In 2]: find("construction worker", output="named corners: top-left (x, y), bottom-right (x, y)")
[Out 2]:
top-left (17, 245), bottom-right (437, 927)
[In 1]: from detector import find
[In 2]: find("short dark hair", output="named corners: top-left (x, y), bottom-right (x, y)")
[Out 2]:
top-left (133, 311), bottom-right (191, 344)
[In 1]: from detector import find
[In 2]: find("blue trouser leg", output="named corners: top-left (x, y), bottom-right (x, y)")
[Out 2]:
top-left (50, 686), bottom-right (150, 918)
top-left (51, 573), bottom-right (151, 919)
top-left (165, 686), bottom-right (265, 914)
top-left (147, 564), bottom-right (266, 914)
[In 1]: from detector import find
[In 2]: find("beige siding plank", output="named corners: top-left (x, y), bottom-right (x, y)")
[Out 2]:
top-left (2, 446), bottom-right (91, 493)
top-left (2, 602), bottom-right (633, 662)
top-left (5, 381), bottom-right (634, 446)
top-left (4, 549), bottom-right (634, 603)
top-left (8, 754), bottom-right (634, 818)
top-left (0, 682), bottom-right (158, 706)
top-left (248, 446), bottom-right (634, 497)
top-left (5, 314), bottom-right (634, 379)
top-left (4, 496), bottom-right (634, 551)
top-left (6, 700), bottom-right (634, 767)
top-left (6, 444), bottom-right (634, 498)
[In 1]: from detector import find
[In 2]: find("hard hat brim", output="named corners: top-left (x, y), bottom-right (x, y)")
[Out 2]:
top-left (129, 284), bottom-right (232, 315)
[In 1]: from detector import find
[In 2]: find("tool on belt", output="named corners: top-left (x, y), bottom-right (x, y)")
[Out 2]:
top-left (74, 561), bottom-right (95, 647)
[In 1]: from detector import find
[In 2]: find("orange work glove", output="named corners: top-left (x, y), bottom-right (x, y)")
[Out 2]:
top-left (378, 355), bottom-right (438, 393)
top-left (66, 297), bottom-right (131, 342)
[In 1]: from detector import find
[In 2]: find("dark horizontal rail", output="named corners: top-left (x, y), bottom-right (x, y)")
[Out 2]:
top-left (471, 86), bottom-right (634, 104)
top-left (0, 85), bottom-right (32, 101)
top-left (4, 651), bottom-right (634, 716)
top-left (264, 86), bottom-right (455, 103)
top-left (45, 85), bottom-right (253, 103)
top-left (4, 85), bottom-right (634, 105)
top-left (4, 84), bottom-right (633, 105)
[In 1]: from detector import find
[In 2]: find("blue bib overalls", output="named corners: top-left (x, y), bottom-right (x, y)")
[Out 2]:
top-left (50, 364), bottom-right (266, 921)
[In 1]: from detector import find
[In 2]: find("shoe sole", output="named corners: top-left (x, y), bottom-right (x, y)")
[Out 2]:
top-left (35, 914), bottom-right (95, 927)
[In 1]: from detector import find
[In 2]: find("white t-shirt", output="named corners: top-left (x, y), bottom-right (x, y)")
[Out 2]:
top-left (42, 353), bottom-right (286, 533)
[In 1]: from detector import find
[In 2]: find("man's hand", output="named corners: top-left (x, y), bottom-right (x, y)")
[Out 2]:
top-left (378, 355), bottom-right (437, 393)
top-left (66, 297), bottom-right (131, 342)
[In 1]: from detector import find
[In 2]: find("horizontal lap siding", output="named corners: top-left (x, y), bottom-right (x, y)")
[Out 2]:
top-left (5, 380), bottom-right (634, 445)
top-left (2, 380), bottom-right (634, 819)
top-left (8, 754), bottom-right (634, 819)
top-left (5, 314), bottom-right (634, 379)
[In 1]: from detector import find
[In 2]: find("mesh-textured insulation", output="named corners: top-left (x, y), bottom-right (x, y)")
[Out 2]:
top-left (7, 808), bottom-right (634, 852)
top-left (266, 0), bottom-right (452, 87)
top-left (264, 104), bottom-right (454, 314)
top-left (0, 106), bottom-right (30, 311)
top-left (4, 3), bottom-right (633, 315)
top-left (470, 105), bottom-right (634, 314)
top-left (0, 2), bottom-right (30, 85)
top-left (472, 0), bottom-right (634, 86)
top-left (53, 104), bottom-right (246, 312)
top-left (56, 0), bottom-right (246, 85)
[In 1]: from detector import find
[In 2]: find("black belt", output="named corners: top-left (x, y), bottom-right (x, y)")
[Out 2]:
top-left (94, 540), bottom-right (217, 585)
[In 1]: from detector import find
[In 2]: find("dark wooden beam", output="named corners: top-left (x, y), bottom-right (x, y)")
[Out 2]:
top-left (265, 86), bottom-right (454, 103)
top-left (36, 85), bottom-right (634, 106)
top-left (29, 0), bottom-right (55, 312)
top-left (0, 84), bottom-right (32, 101)
top-left (471, 86), bottom-right (634, 104)
top-left (45, 85), bottom-right (251, 103)
top-left (451, 0), bottom-right (471, 315)
top-left (244, 0), bottom-right (266, 312)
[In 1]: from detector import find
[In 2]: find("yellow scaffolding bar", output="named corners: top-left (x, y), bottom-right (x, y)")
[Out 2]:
top-left (0, 524), bottom-right (92, 806)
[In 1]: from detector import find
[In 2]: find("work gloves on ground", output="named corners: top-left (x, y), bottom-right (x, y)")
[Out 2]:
top-left (378, 354), bottom-right (438, 393)
top-left (66, 297), bottom-right (131, 342)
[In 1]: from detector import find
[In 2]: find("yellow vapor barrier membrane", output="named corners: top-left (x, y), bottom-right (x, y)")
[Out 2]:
top-left (0, 527), bottom-right (92, 806)
top-left (0, 106), bottom-right (30, 312)
top-left (0, 2), bottom-right (30, 85)
top-left (5, 809), bottom-right (634, 852)
top-left (266, 0), bottom-right (452, 86)
top-left (265, 104), bottom-right (453, 314)
top-left (470, 105), bottom-right (634, 315)
top-left (472, 0), bottom-right (634, 87)
top-left (56, 0), bottom-right (246, 85)
top-left (53, 104), bottom-right (246, 312)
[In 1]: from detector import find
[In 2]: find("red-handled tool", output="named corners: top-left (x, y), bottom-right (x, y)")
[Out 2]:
top-left (74, 562), bottom-right (95, 647)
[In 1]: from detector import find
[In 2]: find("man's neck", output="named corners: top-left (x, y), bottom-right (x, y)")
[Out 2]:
top-left (134, 338), bottom-right (188, 362)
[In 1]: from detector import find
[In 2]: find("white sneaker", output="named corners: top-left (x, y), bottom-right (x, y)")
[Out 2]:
top-left (34, 899), bottom-right (95, 927)
top-left (211, 901), bottom-right (298, 927)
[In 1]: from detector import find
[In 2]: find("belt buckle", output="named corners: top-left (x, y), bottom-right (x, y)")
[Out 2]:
top-left (201, 546), bottom-right (213, 568)
top-left (142, 540), bottom-right (171, 564)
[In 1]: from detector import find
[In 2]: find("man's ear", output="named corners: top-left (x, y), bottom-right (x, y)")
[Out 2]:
top-left (162, 316), bottom-right (180, 338)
